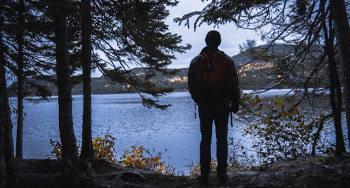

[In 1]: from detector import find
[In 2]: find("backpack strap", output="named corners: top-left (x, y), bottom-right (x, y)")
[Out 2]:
top-left (195, 103), bottom-right (197, 119)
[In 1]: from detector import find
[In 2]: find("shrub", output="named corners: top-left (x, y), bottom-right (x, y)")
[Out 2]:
top-left (92, 134), bottom-right (116, 162)
top-left (120, 145), bottom-right (177, 175)
top-left (49, 135), bottom-right (177, 175)
top-left (242, 95), bottom-right (333, 164)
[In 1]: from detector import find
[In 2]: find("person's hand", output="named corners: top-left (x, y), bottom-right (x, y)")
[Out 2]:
top-left (229, 100), bottom-right (239, 113)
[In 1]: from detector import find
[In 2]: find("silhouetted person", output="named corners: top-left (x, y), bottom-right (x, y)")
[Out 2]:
top-left (188, 30), bottom-right (241, 184)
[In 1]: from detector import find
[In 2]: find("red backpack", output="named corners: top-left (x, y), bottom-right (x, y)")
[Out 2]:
top-left (194, 50), bottom-right (232, 94)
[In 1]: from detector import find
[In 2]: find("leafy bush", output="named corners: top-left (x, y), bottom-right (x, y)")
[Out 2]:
top-left (92, 134), bottom-right (116, 162)
top-left (49, 135), bottom-right (177, 175)
top-left (49, 134), bottom-right (115, 161)
top-left (49, 139), bottom-right (63, 160)
top-left (120, 145), bottom-right (177, 175)
top-left (241, 95), bottom-right (333, 164)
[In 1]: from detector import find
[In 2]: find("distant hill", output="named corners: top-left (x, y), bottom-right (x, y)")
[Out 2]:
top-left (8, 68), bottom-right (190, 97)
top-left (8, 43), bottom-right (298, 96)
top-left (232, 43), bottom-right (294, 66)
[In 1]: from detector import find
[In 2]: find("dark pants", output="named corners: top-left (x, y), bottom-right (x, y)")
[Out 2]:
top-left (199, 107), bottom-right (229, 177)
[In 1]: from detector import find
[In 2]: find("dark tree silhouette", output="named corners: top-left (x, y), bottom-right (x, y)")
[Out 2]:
top-left (0, 18), bottom-right (8, 186)
top-left (332, 0), bottom-right (350, 149)
top-left (53, 0), bottom-right (79, 184)
top-left (92, 0), bottom-right (190, 110)
top-left (0, 2), bottom-right (14, 184)
top-left (322, 8), bottom-right (346, 155)
top-left (80, 0), bottom-right (94, 159)
top-left (15, 0), bottom-right (25, 159)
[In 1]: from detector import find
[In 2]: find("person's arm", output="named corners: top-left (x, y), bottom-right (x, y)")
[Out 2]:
top-left (226, 55), bottom-right (241, 112)
top-left (188, 55), bottom-right (200, 103)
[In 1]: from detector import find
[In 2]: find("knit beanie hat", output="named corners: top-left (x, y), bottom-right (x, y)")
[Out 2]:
top-left (205, 30), bottom-right (221, 47)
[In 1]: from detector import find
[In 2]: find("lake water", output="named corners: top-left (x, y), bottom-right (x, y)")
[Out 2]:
top-left (9, 90), bottom-right (346, 174)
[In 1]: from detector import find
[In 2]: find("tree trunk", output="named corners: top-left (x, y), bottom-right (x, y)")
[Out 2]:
top-left (1, 43), bottom-right (14, 188)
top-left (332, 0), bottom-right (350, 150)
top-left (0, 7), bottom-right (14, 186)
top-left (0, 60), bottom-right (7, 188)
top-left (16, 0), bottom-right (25, 159)
top-left (321, 5), bottom-right (347, 156)
top-left (0, 23), bottom-right (7, 188)
top-left (53, 0), bottom-right (79, 185)
top-left (80, 0), bottom-right (94, 159)
top-left (325, 37), bottom-right (346, 156)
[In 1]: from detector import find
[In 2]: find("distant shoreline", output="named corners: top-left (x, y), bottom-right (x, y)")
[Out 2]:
top-left (12, 88), bottom-right (331, 100)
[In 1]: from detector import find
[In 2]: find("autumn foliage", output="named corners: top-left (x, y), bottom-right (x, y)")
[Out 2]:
top-left (49, 135), bottom-right (177, 175)
top-left (242, 94), bottom-right (334, 164)
top-left (92, 134), bottom-right (116, 162)
top-left (120, 145), bottom-right (176, 175)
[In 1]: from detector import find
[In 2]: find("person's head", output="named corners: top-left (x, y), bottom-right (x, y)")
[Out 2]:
top-left (205, 30), bottom-right (221, 48)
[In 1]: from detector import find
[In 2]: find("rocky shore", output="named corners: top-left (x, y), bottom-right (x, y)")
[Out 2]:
top-left (11, 153), bottom-right (350, 188)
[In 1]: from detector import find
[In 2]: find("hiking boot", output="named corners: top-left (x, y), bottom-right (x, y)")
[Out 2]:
top-left (197, 174), bottom-right (209, 184)
top-left (219, 174), bottom-right (228, 183)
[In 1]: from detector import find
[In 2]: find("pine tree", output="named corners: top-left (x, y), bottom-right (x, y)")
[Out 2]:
top-left (322, 7), bottom-right (346, 155)
top-left (331, 0), bottom-right (350, 150)
top-left (93, 0), bottom-right (191, 110)
top-left (15, 0), bottom-right (25, 159)
top-left (79, 0), bottom-right (190, 158)
top-left (4, 0), bottom-right (55, 159)
top-left (52, 0), bottom-right (79, 184)
top-left (80, 0), bottom-right (94, 159)
top-left (0, 44), bottom-right (7, 188)
top-left (0, 3), bottom-right (7, 184)
top-left (0, 2), bottom-right (14, 186)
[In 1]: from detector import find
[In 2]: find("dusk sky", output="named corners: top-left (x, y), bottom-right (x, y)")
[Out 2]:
top-left (91, 0), bottom-right (265, 77)
top-left (166, 1), bottom-right (264, 69)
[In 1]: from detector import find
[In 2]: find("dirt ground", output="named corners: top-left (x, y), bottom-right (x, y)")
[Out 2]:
top-left (10, 153), bottom-right (350, 188)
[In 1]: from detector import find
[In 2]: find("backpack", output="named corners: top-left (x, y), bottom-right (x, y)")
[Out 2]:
top-left (194, 50), bottom-right (232, 95)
